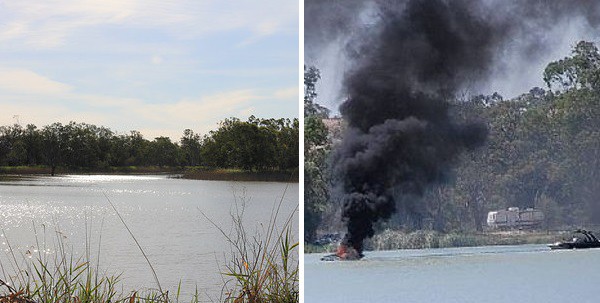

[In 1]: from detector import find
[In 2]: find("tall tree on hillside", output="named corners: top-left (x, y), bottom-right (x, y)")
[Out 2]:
top-left (304, 66), bottom-right (332, 242)
top-left (304, 65), bottom-right (330, 119)
top-left (544, 41), bottom-right (600, 93)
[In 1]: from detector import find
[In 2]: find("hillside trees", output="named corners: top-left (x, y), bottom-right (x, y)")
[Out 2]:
top-left (304, 65), bottom-right (332, 242)
top-left (544, 41), bottom-right (600, 92)
top-left (448, 41), bottom-right (600, 229)
top-left (306, 41), bottom-right (600, 240)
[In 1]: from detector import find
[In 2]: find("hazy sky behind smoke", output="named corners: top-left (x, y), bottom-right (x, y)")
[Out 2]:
top-left (305, 0), bottom-right (600, 112)
top-left (0, 0), bottom-right (298, 140)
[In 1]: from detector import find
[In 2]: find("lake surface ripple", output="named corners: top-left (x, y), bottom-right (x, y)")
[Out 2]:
top-left (0, 175), bottom-right (298, 302)
top-left (305, 245), bottom-right (600, 303)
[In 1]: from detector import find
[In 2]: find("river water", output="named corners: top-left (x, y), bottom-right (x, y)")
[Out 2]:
top-left (305, 245), bottom-right (600, 303)
top-left (0, 175), bottom-right (298, 302)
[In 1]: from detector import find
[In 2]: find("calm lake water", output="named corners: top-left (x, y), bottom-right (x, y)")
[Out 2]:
top-left (305, 245), bottom-right (600, 303)
top-left (0, 175), bottom-right (298, 302)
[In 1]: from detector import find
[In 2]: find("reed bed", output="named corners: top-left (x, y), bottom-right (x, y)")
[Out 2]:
top-left (305, 229), bottom-right (562, 253)
top-left (368, 229), bottom-right (560, 250)
top-left (0, 220), bottom-right (179, 303)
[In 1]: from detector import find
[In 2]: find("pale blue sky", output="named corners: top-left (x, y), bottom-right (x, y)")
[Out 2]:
top-left (0, 1), bottom-right (299, 140)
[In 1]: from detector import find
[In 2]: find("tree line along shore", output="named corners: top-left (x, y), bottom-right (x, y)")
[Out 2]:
top-left (0, 116), bottom-right (298, 182)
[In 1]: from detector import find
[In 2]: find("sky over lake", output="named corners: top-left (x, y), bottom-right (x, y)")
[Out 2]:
top-left (0, 1), bottom-right (299, 140)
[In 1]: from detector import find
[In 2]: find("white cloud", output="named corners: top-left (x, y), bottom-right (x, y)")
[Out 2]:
top-left (0, 22), bottom-right (27, 41)
top-left (77, 94), bottom-right (143, 108)
top-left (104, 89), bottom-right (263, 139)
top-left (273, 86), bottom-right (299, 100)
top-left (0, 64), bottom-right (297, 140)
top-left (132, 90), bottom-right (261, 125)
top-left (0, 68), bottom-right (72, 94)
top-left (238, 107), bottom-right (256, 118)
top-left (0, 1), bottom-right (137, 47)
top-left (0, 1), bottom-right (298, 140)
top-left (0, 0), bottom-right (298, 48)
top-left (151, 55), bottom-right (163, 65)
top-left (0, 78), bottom-right (265, 140)
top-left (0, 101), bottom-right (111, 129)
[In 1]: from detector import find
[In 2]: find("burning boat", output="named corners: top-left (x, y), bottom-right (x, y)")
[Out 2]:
top-left (548, 229), bottom-right (600, 250)
top-left (321, 243), bottom-right (363, 261)
top-left (324, 0), bottom-right (491, 262)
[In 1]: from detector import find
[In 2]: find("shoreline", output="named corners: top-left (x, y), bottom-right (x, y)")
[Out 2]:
top-left (0, 166), bottom-right (299, 182)
top-left (305, 229), bottom-right (567, 253)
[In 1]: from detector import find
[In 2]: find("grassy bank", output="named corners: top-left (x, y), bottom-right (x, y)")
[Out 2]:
top-left (0, 223), bottom-right (171, 303)
top-left (182, 167), bottom-right (298, 182)
top-left (305, 229), bottom-right (564, 253)
top-left (0, 166), bottom-right (299, 182)
top-left (1, 226), bottom-right (298, 303)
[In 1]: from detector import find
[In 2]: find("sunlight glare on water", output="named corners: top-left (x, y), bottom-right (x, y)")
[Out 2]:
top-left (0, 175), bottom-right (298, 302)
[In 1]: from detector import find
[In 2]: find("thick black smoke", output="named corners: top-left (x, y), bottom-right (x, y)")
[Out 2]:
top-left (332, 0), bottom-right (600, 254)
top-left (332, 0), bottom-right (504, 255)
top-left (306, 0), bottom-right (600, 102)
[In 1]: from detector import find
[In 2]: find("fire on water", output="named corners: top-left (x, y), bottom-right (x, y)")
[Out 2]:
top-left (321, 243), bottom-right (362, 261)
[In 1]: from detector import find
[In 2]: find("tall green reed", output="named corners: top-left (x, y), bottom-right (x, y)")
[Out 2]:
top-left (202, 184), bottom-right (299, 303)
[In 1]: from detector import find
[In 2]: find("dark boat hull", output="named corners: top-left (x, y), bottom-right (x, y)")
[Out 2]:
top-left (548, 242), bottom-right (600, 250)
top-left (321, 253), bottom-right (342, 261)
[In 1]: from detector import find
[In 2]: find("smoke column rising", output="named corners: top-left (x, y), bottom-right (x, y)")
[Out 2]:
top-left (333, 0), bottom-right (504, 255)
top-left (306, 0), bottom-right (600, 105)
top-left (329, 0), bottom-right (600, 255)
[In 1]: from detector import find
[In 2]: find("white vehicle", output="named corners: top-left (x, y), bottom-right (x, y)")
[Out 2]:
top-left (487, 207), bottom-right (544, 229)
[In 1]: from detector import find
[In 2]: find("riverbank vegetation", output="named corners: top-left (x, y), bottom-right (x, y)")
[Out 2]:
top-left (0, 116), bottom-right (298, 180)
top-left (0, 223), bottom-right (171, 303)
top-left (203, 187), bottom-right (299, 302)
top-left (305, 41), bottom-right (600, 249)
top-left (0, 190), bottom-right (299, 302)
top-left (305, 230), bottom-right (563, 253)
top-left (0, 226), bottom-right (297, 303)
top-left (182, 168), bottom-right (298, 182)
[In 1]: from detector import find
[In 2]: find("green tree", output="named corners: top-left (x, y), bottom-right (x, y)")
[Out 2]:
top-left (544, 41), bottom-right (600, 92)
top-left (303, 66), bottom-right (332, 242)
top-left (23, 124), bottom-right (42, 165)
top-left (181, 129), bottom-right (202, 166)
top-left (148, 137), bottom-right (180, 167)
top-left (41, 123), bottom-right (66, 176)
top-left (201, 117), bottom-right (298, 171)
top-left (304, 65), bottom-right (330, 118)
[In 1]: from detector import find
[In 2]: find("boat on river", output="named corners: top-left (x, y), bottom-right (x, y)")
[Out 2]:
top-left (321, 243), bottom-right (363, 261)
top-left (548, 229), bottom-right (600, 250)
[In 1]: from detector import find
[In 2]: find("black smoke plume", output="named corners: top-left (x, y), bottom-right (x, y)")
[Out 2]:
top-left (311, 0), bottom-right (600, 256)
top-left (333, 0), bottom-right (499, 255)
top-left (332, 0), bottom-right (600, 255)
